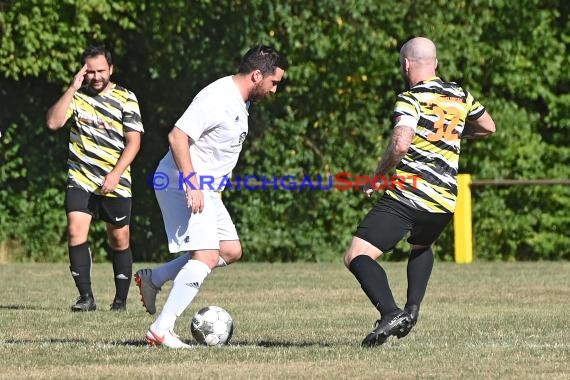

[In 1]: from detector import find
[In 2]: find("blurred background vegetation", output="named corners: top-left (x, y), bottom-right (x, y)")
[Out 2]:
top-left (1, 0), bottom-right (569, 263)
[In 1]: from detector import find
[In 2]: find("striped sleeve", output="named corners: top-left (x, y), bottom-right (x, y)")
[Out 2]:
top-left (466, 91), bottom-right (485, 120)
top-left (393, 92), bottom-right (421, 129)
top-left (66, 98), bottom-right (75, 119)
top-left (122, 91), bottom-right (144, 133)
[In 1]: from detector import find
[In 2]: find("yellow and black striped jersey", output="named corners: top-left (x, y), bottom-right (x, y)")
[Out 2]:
top-left (65, 84), bottom-right (144, 197)
top-left (385, 77), bottom-right (485, 213)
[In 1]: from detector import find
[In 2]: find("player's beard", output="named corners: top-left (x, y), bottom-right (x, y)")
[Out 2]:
top-left (249, 82), bottom-right (266, 102)
top-left (87, 77), bottom-right (110, 95)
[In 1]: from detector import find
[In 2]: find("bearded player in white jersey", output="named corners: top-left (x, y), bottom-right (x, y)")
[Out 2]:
top-left (135, 45), bottom-right (288, 348)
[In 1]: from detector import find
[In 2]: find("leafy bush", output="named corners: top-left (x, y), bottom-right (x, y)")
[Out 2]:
top-left (1, 0), bottom-right (568, 262)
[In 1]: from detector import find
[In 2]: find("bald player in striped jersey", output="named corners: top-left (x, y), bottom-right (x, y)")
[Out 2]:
top-left (47, 44), bottom-right (144, 312)
top-left (344, 37), bottom-right (495, 347)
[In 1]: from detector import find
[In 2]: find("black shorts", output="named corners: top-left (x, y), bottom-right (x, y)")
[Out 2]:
top-left (65, 187), bottom-right (132, 227)
top-left (354, 195), bottom-right (452, 252)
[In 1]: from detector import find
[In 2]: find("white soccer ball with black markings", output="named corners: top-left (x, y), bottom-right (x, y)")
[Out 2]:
top-left (191, 306), bottom-right (234, 346)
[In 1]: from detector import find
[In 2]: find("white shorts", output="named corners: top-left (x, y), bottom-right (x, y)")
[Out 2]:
top-left (154, 169), bottom-right (238, 253)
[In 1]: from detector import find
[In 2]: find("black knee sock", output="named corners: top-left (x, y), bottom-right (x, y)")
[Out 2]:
top-left (69, 242), bottom-right (93, 296)
top-left (111, 247), bottom-right (132, 301)
top-left (348, 255), bottom-right (400, 317)
top-left (405, 246), bottom-right (434, 308)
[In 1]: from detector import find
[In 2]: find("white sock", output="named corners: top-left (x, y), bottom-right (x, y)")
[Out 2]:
top-left (151, 251), bottom-right (191, 287)
top-left (216, 256), bottom-right (228, 268)
top-left (152, 259), bottom-right (211, 332)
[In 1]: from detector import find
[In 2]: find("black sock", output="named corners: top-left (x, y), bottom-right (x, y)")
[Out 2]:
top-left (405, 246), bottom-right (434, 308)
top-left (111, 247), bottom-right (132, 301)
top-left (69, 242), bottom-right (93, 296)
top-left (349, 255), bottom-right (399, 317)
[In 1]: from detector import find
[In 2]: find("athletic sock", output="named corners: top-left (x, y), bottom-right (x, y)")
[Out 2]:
top-left (151, 251), bottom-right (191, 287)
top-left (152, 259), bottom-right (211, 332)
top-left (111, 247), bottom-right (133, 301)
top-left (405, 246), bottom-right (434, 308)
top-left (69, 242), bottom-right (93, 296)
top-left (348, 255), bottom-right (399, 317)
top-left (216, 256), bottom-right (228, 268)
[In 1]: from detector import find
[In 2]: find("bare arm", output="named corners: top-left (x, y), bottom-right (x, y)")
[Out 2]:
top-left (462, 111), bottom-right (496, 139)
top-left (168, 126), bottom-right (203, 213)
top-left (100, 130), bottom-right (142, 194)
top-left (373, 125), bottom-right (415, 176)
top-left (366, 123), bottom-right (415, 196)
top-left (46, 64), bottom-right (88, 130)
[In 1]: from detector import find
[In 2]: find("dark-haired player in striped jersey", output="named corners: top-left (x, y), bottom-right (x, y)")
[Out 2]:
top-left (47, 45), bottom-right (144, 312)
top-left (344, 37), bottom-right (495, 347)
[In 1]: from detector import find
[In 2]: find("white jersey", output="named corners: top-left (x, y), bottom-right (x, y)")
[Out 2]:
top-left (159, 76), bottom-right (249, 190)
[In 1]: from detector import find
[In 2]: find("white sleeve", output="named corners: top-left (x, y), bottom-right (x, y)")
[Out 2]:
top-left (394, 114), bottom-right (418, 131)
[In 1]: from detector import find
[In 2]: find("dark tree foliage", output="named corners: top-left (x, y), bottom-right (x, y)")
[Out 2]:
top-left (1, 0), bottom-right (568, 262)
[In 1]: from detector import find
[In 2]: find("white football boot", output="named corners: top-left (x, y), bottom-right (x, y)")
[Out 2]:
top-left (145, 326), bottom-right (191, 349)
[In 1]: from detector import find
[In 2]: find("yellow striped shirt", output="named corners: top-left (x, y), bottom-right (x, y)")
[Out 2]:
top-left (65, 84), bottom-right (144, 197)
top-left (385, 77), bottom-right (485, 212)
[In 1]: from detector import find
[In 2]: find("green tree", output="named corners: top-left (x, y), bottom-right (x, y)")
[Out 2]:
top-left (1, 0), bottom-right (568, 262)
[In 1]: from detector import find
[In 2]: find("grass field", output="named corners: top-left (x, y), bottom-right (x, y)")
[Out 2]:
top-left (0, 261), bottom-right (568, 379)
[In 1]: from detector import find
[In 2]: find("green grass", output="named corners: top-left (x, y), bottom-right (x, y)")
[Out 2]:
top-left (0, 262), bottom-right (568, 379)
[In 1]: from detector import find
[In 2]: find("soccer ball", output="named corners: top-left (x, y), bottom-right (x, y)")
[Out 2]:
top-left (191, 306), bottom-right (234, 346)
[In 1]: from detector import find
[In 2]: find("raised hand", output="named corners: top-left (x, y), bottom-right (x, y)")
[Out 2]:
top-left (71, 64), bottom-right (88, 91)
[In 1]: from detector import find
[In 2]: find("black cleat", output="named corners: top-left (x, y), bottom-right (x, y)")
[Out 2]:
top-left (71, 294), bottom-right (97, 312)
top-left (361, 310), bottom-right (412, 347)
top-left (397, 304), bottom-right (419, 338)
top-left (110, 298), bottom-right (127, 311)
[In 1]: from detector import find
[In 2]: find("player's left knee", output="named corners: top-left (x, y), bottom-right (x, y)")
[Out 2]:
top-left (343, 243), bottom-right (383, 268)
top-left (109, 241), bottom-right (129, 251)
top-left (343, 250), bottom-right (360, 268)
top-left (219, 240), bottom-right (242, 265)
top-left (343, 251), bottom-right (352, 268)
top-left (108, 232), bottom-right (130, 250)
top-left (224, 248), bottom-right (242, 264)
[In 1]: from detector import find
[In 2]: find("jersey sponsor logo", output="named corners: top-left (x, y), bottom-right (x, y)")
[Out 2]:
top-left (76, 110), bottom-right (98, 126)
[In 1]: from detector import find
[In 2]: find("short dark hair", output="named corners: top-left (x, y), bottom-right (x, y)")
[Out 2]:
top-left (238, 44), bottom-right (289, 76)
top-left (81, 45), bottom-right (113, 66)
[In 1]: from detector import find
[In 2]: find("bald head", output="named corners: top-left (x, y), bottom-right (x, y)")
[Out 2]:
top-left (400, 37), bottom-right (438, 86)
top-left (401, 37), bottom-right (437, 62)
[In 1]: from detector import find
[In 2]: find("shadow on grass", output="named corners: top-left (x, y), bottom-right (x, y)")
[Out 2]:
top-left (253, 340), bottom-right (332, 348)
top-left (111, 340), bottom-right (332, 348)
top-left (4, 338), bottom-right (90, 344)
top-left (109, 339), bottom-right (153, 347)
top-left (3, 338), bottom-right (150, 346)
top-left (0, 304), bottom-right (45, 310)
top-left (3, 337), bottom-right (333, 348)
